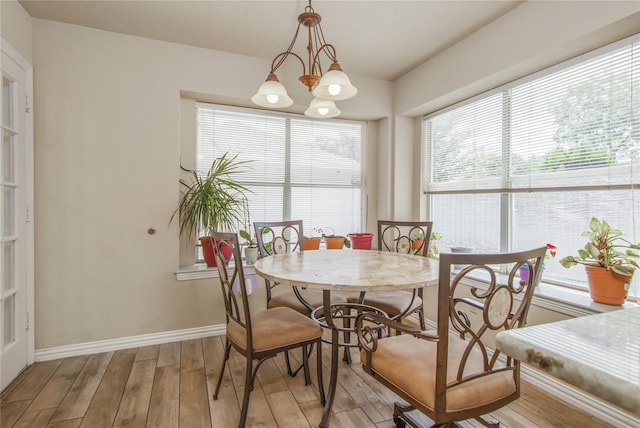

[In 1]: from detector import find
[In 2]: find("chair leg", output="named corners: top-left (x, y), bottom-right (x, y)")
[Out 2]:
top-left (285, 345), bottom-right (315, 378)
top-left (284, 350), bottom-right (295, 376)
top-left (475, 415), bottom-right (500, 427)
top-left (213, 338), bottom-right (231, 400)
top-left (316, 339), bottom-right (325, 406)
top-left (418, 307), bottom-right (426, 330)
top-left (239, 356), bottom-right (253, 428)
top-left (302, 345), bottom-right (311, 385)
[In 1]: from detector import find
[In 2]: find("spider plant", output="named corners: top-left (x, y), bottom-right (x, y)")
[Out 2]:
top-left (171, 152), bottom-right (251, 239)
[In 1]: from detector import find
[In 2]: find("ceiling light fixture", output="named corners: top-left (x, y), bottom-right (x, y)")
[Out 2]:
top-left (251, 0), bottom-right (357, 118)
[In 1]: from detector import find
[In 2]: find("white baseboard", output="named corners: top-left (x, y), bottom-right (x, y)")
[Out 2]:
top-left (34, 324), bottom-right (226, 362)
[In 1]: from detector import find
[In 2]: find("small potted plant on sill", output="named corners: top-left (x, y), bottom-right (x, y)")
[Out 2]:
top-left (322, 230), bottom-right (351, 250)
top-left (427, 231), bottom-right (442, 259)
top-left (409, 228), bottom-right (426, 255)
top-left (348, 232), bottom-right (374, 250)
top-left (559, 217), bottom-right (640, 305)
top-left (520, 243), bottom-right (556, 282)
top-left (239, 229), bottom-right (259, 265)
top-left (304, 228), bottom-right (323, 250)
top-left (170, 153), bottom-right (251, 267)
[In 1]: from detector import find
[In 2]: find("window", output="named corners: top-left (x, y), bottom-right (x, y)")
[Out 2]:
top-left (196, 103), bottom-right (365, 241)
top-left (424, 35), bottom-right (639, 298)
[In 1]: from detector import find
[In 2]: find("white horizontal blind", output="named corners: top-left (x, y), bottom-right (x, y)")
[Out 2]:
top-left (427, 37), bottom-right (639, 194)
top-left (196, 103), bottom-right (364, 236)
top-left (424, 35), bottom-right (639, 296)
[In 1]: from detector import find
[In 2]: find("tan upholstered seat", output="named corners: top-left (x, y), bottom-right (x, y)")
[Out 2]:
top-left (353, 290), bottom-right (422, 319)
top-left (348, 220), bottom-right (433, 330)
top-left (361, 334), bottom-right (516, 414)
top-left (211, 232), bottom-right (325, 428)
top-left (228, 307), bottom-right (323, 353)
top-left (269, 288), bottom-right (346, 315)
top-left (357, 247), bottom-right (548, 427)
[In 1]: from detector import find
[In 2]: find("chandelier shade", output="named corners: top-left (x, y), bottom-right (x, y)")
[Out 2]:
top-left (304, 98), bottom-right (341, 118)
top-left (251, 0), bottom-right (356, 118)
top-left (251, 73), bottom-right (294, 108)
top-left (312, 64), bottom-right (358, 101)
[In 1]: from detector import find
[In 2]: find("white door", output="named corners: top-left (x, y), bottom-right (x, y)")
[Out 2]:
top-left (1, 45), bottom-right (33, 392)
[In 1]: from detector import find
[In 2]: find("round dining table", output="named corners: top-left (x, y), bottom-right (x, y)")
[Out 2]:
top-left (254, 249), bottom-right (439, 427)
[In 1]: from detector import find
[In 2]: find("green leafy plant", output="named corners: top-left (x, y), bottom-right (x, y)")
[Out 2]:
top-left (171, 153), bottom-right (251, 239)
top-left (427, 231), bottom-right (442, 259)
top-left (559, 217), bottom-right (640, 277)
top-left (239, 230), bottom-right (257, 248)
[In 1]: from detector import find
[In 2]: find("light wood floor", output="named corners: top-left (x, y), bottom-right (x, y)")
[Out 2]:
top-left (1, 336), bottom-right (613, 428)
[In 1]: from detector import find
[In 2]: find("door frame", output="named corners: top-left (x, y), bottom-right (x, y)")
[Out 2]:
top-left (1, 38), bottom-right (35, 373)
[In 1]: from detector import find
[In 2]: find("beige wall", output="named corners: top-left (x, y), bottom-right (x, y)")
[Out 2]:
top-left (1, 0), bottom-right (33, 62)
top-left (31, 18), bottom-right (391, 349)
top-left (8, 0), bottom-right (640, 350)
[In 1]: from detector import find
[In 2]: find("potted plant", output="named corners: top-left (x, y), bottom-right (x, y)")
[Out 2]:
top-left (520, 243), bottom-right (556, 282)
top-left (409, 229), bottom-right (425, 255)
top-left (304, 228), bottom-right (323, 250)
top-left (239, 229), bottom-right (259, 265)
top-left (427, 231), bottom-right (442, 259)
top-left (171, 153), bottom-right (251, 267)
top-left (348, 232), bottom-right (374, 250)
top-left (322, 232), bottom-right (351, 250)
top-left (559, 217), bottom-right (640, 305)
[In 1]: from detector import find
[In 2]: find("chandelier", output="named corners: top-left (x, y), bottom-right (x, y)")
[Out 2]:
top-left (251, 0), bottom-right (357, 118)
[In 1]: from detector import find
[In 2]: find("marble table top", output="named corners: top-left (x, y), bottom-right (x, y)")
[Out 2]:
top-left (496, 306), bottom-right (640, 416)
top-left (254, 249), bottom-right (439, 292)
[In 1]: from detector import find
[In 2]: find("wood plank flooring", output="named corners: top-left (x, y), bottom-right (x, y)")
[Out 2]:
top-left (1, 337), bottom-right (613, 428)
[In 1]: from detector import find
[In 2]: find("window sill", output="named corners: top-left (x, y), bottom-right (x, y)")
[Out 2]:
top-left (175, 263), bottom-right (255, 281)
top-left (455, 268), bottom-right (637, 318)
top-left (531, 282), bottom-right (637, 317)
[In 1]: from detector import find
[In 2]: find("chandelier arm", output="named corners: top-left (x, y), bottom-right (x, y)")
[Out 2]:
top-left (271, 23), bottom-right (304, 72)
top-left (270, 51), bottom-right (307, 76)
top-left (316, 23), bottom-right (338, 62)
top-left (312, 44), bottom-right (339, 73)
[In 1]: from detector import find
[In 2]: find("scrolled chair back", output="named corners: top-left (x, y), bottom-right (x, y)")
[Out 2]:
top-left (210, 232), bottom-right (251, 339)
top-left (377, 220), bottom-right (433, 256)
top-left (357, 246), bottom-right (548, 427)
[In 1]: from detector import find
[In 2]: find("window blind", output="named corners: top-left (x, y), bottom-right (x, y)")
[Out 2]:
top-left (196, 103), bottom-right (364, 236)
top-left (427, 36), bottom-right (639, 194)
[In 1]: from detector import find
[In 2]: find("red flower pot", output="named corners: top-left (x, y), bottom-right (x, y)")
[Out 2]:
top-left (349, 233), bottom-right (374, 250)
top-left (199, 236), bottom-right (232, 267)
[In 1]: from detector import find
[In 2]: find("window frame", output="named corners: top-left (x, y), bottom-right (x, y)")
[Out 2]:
top-left (193, 102), bottom-right (367, 263)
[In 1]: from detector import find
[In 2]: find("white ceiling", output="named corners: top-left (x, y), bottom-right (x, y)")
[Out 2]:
top-left (19, 0), bottom-right (523, 81)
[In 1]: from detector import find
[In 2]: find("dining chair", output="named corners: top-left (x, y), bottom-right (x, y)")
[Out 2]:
top-left (210, 232), bottom-right (325, 428)
top-left (254, 220), bottom-right (347, 371)
top-left (348, 220), bottom-right (433, 330)
top-left (356, 246), bottom-right (548, 428)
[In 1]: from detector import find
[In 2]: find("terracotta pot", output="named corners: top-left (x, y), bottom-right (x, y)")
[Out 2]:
top-left (585, 265), bottom-right (633, 305)
top-left (325, 237), bottom-right (346, 250)
top-left (411, 239), bottom-right (424, 256)
top-left (304, 237), bottom-right (321, 251)
top-left (348, 233), bottom-right (373, 250)
top-left (199, 236), bottom-right (232, 267)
